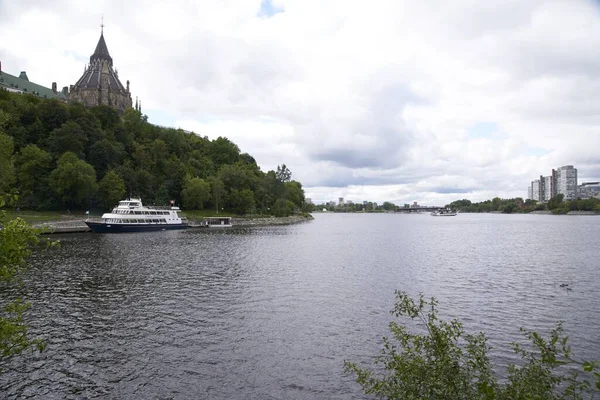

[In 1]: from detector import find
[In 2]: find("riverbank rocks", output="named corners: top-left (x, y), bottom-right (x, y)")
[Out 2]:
top-left (232, 214), bottom-right (314, 227)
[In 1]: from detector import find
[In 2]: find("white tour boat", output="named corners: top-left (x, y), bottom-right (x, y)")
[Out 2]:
top-left (431, 209), bottom-right (458, 217)
top-left (85, 198), bottom-right (188, 233)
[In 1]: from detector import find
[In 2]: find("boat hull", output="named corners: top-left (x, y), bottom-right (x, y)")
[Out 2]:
top-left (85, 221), bottom-right (188, 233)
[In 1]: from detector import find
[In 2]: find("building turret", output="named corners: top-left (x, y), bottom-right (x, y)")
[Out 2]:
top-left (69, 27), bottom-right (132, 114)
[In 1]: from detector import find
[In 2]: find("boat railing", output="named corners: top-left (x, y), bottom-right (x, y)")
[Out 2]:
top-left (146, 206), bottom-right (180, 210)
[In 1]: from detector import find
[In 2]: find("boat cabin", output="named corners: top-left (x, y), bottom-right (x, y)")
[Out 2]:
top-left (204, 217), bottom-right (233, 228)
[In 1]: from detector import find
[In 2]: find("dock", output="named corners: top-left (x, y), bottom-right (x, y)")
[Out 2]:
top-left (35, 220), bottom-right (91, 234)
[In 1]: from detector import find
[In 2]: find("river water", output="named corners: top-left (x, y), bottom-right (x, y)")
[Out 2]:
top-left (1, 213), bottom-right (599, 399)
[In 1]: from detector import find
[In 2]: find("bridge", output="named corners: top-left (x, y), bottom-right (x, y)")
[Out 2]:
top-left (394, 206), bottom-right (446, 213)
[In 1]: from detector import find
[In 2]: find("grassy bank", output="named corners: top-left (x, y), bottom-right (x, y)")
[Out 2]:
top-left (4, 210), bottom-right (85, 224)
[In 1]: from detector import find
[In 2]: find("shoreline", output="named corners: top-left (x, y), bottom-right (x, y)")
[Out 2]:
top-left (231, 214), bottom-right (314, 227)
top-left (459, 210), bottom-right (599, 215)
top-left (34, 214), bottom-right (315, 234)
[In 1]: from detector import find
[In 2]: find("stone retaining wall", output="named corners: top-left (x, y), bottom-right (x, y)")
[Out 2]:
top-left (232, 214), bottom-right (314, 227)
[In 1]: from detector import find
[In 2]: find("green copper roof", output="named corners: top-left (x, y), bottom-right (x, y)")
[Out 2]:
top-left (0, 70), bottom-right (68, 100)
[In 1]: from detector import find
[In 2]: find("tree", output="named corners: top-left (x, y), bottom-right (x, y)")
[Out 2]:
top-left (382, 201), bottom-right (396, 211)
top-left (273, 198), bottom-right (295, 217)
top-left (284, 181), bottom-right (305, 209)
top-left (211, 136), bottom-right (240, 167)
top-left (209, 176), bottom-right (226, 214)
top-left (228, 188), bottom-right (255, 215)
top-left (345, 291), bottom-right (599, 399)
top-left (548, 194), bottom-right (565, 210)
top-left (0, 132), bottom-right (16, 192)
top-left (14, 144), bottom-right (52, 208)
top-left (90, 105), bottom-right (120, 131)
top-left (276, 164), bottom-right (292, 183)
top-left (37, 99), bottom-right (69, 134)
top-left (262, 170), bottom-right (285, 205)
top-left (88, 139), bottom-right (125, 179)
top-left (491, 197), bottom-right (502, 211)
top-left (98, 169), bottom-right (126, 210)
top-left (47, 121), bottom-right (88, 158)
top-left (0, 194), bottom-right (47, 370)
top-left (500, 203), bottom-right (516, 214)
top-left (181, 176), bottom-right (211, 210)
top-left (49, 152), bottom-right (98, 208)
top-left (219, 164), bottom-right (254, 191)
top-left (15, 145), bottom-right (52, 195)
top-left (0, 89), bottom-right (307, 216)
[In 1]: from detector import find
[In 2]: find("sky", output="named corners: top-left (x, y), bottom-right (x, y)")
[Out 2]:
top-left (1, 0), bottom-right (599, 206)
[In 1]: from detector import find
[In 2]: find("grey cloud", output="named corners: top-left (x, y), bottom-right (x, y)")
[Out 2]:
top-left (305, 83), bottom-right (420, 170)
top-left (311, 148), bottom-right (388, 169)
top-left (430, 187), bottom-right (475, 194)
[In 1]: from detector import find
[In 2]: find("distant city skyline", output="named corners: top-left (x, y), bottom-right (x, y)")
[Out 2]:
top-left (528, 165), bottom-right (600, 202)
top-left (1, 1), bottom-right (599, 205)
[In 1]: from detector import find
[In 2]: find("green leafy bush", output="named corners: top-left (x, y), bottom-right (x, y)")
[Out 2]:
top-left (0, 194), bottom-right (55, 371)
top-left (345, 291), bottom-right (599, 399)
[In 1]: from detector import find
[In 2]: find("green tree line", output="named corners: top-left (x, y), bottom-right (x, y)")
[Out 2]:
top-left (0, 89), bottom-right (305, 216)
top-left (446, 196), bottom-right (600, 214)
top-left (313, 201), bottom-right (398, 213)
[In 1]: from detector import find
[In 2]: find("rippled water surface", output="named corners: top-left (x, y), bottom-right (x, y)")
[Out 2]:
top-left (2, 213), bottom-right (599, 399)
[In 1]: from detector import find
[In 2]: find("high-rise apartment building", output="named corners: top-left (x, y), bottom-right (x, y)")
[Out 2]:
top-left (543, 176), bottom-right (554, 202)
top-left (577, 182), bottom-right (600, 199)
top-left (531, 179), bottom-right (541, 201)
top-left (555, 165), bottom-right (577, 200)
top-left (528, 165), bottom-right (578, 202)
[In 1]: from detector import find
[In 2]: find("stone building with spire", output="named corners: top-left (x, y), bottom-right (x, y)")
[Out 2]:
top-left (69, 28), bottom-right (132, 114)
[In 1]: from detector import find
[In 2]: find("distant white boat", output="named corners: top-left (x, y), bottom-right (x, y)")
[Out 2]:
top-left (203, 217), bottom-right (233, 228)
top-left (431, 209), bottom-right (457, 217)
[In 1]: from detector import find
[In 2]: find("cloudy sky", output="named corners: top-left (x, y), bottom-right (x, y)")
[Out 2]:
top-left (1, 0), bottom-right (599, 205)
